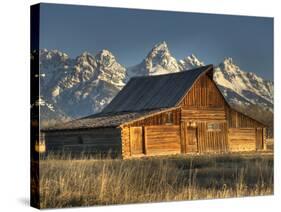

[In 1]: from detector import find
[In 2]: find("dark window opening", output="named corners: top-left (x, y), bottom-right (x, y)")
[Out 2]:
top-left (166, 112), bottom-right (173, 124)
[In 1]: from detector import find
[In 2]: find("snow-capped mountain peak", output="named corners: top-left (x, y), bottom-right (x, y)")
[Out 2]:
top-left (127, 41), bottom-right (181, 77)
top-left (178, 53), bottom-right (204, 70)
top-left (77, 51), bottom-right (93, 59)
top-left (40, 49), bottom-right (69, 61)
top-left (40, 49), bottom-right (70, 69)
top-left (146, 41), bottom-right (178, 72)
top-left (76, 52), bottom-right (96, 69)
top-left (219, 57), bottom-right (241, 73)
top-left (95, 49), bottom-right (116, 67)
top-left (150, 41), bottom-right (169, 53)
top-left (39, 48), bottom-right (127, 119)
top-left (214, 57), bottom-right (273, 114)
top-left (94, 49), bottom-right (126, 87)
top-left (223, 57), bottom-right (233, 64)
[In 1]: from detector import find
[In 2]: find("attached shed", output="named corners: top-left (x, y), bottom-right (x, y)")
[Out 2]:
top-left (42, 65), bottom-right (267, 158)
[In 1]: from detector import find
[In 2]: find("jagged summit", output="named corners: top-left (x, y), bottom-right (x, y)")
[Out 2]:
top-left (79, 51), bottom-right (92, 56)
top-left (76, 52), bottom-right (96, 67)
top-left (40, 49), bottom-right (69, 61)
top-left (178, 53), bottom-right (204, 70)
top-left (151, 41), bottom-right (169, 52)
top-left (96, 49), bottom-right (115, 58)
top-left (219, 57), bottom-right (241, 73)
top-left (223, 57), bottom-right (234, 63)
top-left (95, 49), bottom-right (117, 67)
top-left (127, 41), bottom-right (180, 77)
top-left (146, 41), bottom-right (177, 66)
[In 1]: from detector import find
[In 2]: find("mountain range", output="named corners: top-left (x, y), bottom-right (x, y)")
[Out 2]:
top-left (38, 41), bottom-right (273, 128)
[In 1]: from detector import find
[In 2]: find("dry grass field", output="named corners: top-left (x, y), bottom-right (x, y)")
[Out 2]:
top-left (38, 153), bottom-right (273, 208)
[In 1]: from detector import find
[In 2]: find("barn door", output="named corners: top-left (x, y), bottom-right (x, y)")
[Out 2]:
top-left (185, 127), bottom-right (198, 153)
top-left (130, 127), bottom-right (145, 155)
top-left (256, 128), bottom-right (263, 150)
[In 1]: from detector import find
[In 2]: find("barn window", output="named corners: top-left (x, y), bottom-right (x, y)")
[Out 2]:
top-left (207, 123), bottom-right (221, 131)
top-left (166, 112), bottom-right (173, 124)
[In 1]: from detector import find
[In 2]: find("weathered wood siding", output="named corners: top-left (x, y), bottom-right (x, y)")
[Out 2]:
top-left (227, 108), bottom-right (264, 128)
top-left (256, 128), bottom-right (265, 150)
top-left (130, 127), bottom-right (144, 155)
top-left (45, 128), bottom-right (122, 156)
top-left (177, 73), bottom-right (229, 153)
top-left (263, 128), bottom-right (267, 150)
top-left (125, 109), bottom-right (181, 127)
top-left (180, 123), bottom-right (198, 153)
top-left (121, 109), bottom-right (181, 158)
top-left (228, 128), bottom-right (256, 151)
top-left (144, 125), bottom-right (180, 156)
top-left (177, 73), bottom-right (265, 154)
top-left (224, 105), bottom-right (265, 152)
top-left (196, 122), bottom-right (228, 152)
top-left (178, 74), bottom-right (229, 153)
top-left (179, 74), bottom-right (225, 108)
top-left (121, 125), bottom-right (181, 158)
top-left (181, 108), bottom-right (226, 121)
top-left (121, 126), bottom-right (131, 159)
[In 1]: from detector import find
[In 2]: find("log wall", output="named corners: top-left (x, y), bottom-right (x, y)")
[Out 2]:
top-left (228, 128), bottom-right (256, 152)
top-left (121, 125), bottom-right (181, 158)
top-left (45, 128), bottom-right (122, 156)
top-left (227, 108), bottom-right (264, 128)
top-left (144, 125), bottom-right (181, 156)
top-left (181, 108), bottom-right (226, 122)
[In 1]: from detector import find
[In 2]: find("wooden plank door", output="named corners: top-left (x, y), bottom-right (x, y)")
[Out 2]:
top-left (206, 122), bottom-right (228, 152)
top-left (130, 127), bottom-right (144, 155)
top-left (185, 127), bottom-right (198, 153)
top-left (256, 128), bottom-right (263, 150)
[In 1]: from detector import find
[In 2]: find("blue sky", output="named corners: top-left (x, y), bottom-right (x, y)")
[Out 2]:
top-left (39, 3), bottom-right (273, 80)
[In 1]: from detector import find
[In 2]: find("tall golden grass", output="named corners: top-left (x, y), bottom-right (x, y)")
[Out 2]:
top-left (39, 153), bottom-right (273, 208)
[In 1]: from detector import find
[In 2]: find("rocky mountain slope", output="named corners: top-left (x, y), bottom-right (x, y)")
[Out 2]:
top-left (214, 57), bottom-right (273, 111)
top-left (38, 42), bottom-right (273, 127)
top-left (213, 57), bottom-right (273, 126)
top-left (39, 48), bottom-right (126, 124)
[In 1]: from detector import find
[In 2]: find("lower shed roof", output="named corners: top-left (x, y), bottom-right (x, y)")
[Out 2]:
top-left (43, 108), bottom-right (172, 132)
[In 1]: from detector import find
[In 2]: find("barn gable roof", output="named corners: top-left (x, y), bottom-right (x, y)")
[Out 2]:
top-left (102, 65), bottom-right (213, 113)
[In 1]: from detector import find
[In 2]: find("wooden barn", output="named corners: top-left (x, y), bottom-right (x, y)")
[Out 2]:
top-left (42, 65), bottom-right (267, 158)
